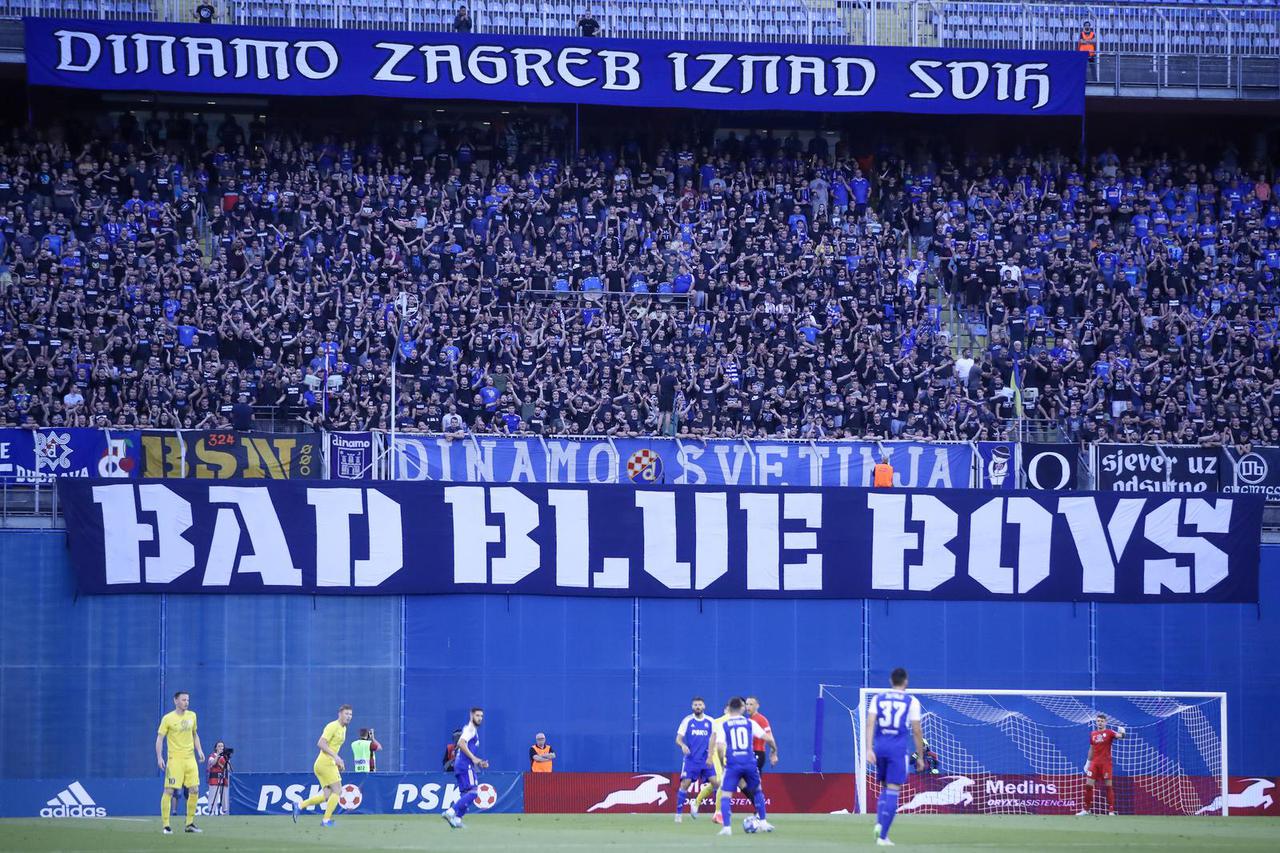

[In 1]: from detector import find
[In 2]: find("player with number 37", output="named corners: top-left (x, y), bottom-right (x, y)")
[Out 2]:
top-left (864, 668), bottom-right (925, 847)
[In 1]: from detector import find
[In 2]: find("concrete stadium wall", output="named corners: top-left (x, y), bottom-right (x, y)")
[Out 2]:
top-left (1, 531), bottom-right (1276, 778)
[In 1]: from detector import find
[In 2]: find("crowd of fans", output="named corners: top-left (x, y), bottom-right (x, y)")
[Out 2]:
top-left (0, 109), bottom-right (1277, 447)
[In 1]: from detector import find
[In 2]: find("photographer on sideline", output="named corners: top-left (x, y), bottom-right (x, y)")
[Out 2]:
top-left (444, 728), bottom-right (462, 771)
top-left (206, 742), bottom-right (231, 815)
top-left (353, 728), bottom-right (383, 772)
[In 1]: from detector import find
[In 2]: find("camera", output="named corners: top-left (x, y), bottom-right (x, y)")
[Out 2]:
top-left (222, 747), bottom-right (234, 759)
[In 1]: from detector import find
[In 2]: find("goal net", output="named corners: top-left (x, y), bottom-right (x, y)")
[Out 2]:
top-left (829, 687), bottom-right (1227, 816)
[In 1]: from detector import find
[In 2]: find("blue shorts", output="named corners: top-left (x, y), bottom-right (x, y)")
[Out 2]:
top-left (681, 759), bottom-right (713, 783)
top-left (720, 762), bottom-right (762, 796)
top-left (876, 750), bottom-right (910, 787)
top-left (455, 766), bottom-right (478, 792)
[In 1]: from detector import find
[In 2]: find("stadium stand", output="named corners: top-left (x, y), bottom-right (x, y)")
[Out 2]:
top-left (0, 111), bottom-right (1277, 445)
top-left (2, 2), bottom-right (1278, 55)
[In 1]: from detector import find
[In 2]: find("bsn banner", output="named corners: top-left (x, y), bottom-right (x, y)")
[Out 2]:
top-left (392, 436), bottom-right (973, 488)
top-left (60, 480), bottom-right (1262, 602)
top-left (24, 18), bottom-right (1086, 116)
top-left (140, 430), bottom-right (322, 479)
top-left (1097, 444), bottom-right (1220, 493)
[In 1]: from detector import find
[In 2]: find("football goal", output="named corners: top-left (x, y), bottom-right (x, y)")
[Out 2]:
top-left (815, 686), bottom-right (1227, 816)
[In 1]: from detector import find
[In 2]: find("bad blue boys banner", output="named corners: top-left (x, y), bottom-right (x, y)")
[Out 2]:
top-left (24, 18), bottom-right (1087, 116)
top-left (61, 480), bottom-right (1262, 602)
top-left (391, 436), bottom-right (973, 488)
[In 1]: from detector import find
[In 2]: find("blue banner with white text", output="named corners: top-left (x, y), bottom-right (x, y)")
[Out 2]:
top-left (392, 436), bottom-right (973, 487)
top-left (60, 480), bottom-right (1261, 602)
top-left (0, 427), bottom-right (140, 484)
top-left (329, 431), bottom-right (375, 481)
top-left (24, 18), bottom-right (1087, 115)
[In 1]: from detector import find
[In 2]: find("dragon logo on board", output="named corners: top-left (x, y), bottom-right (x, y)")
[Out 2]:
top-left (897, 776), bottom-right (975, 812)
top-left (587, 774), bottom-right (671, 811)
top-left (625, 449), bottom-right (664, 483)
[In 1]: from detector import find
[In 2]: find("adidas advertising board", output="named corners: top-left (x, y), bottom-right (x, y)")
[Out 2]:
top-left (0, 779), bottom-right (153, 817)
top-left (40, 781), bottom-right (107, 818)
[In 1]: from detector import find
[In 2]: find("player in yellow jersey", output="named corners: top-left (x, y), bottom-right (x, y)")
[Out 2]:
top-left (696, 702), bottom-right (732, 823)
top-left (288, 704), bottom-right (352, 827)
top-left (156, 690), bottom-right (205, 835)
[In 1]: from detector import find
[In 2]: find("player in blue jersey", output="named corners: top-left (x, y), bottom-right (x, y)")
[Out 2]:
top-left (715, 696), bottom-right (776, 836)
top-left (674, 696), bottom-right (717, 822)
top-left (442, 708), bottom-right (488, 829)
top-left (864, 669), bottom-right (925, 847)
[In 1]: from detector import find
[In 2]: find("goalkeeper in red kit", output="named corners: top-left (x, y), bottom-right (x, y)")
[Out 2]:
top-left (1077, 712), bottom-right (1125, 815)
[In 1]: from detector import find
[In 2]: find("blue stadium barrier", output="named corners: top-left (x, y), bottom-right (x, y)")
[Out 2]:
top-left (2, 531), bottom-right (1277, 781)
top-left (0, 773), bottom-right (523, 817)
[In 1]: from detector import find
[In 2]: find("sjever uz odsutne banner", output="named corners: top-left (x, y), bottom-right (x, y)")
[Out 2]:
top-left (24, 17), bottom-right (1086, 115)
top-left (59, 480), bottom-right (1260, 602)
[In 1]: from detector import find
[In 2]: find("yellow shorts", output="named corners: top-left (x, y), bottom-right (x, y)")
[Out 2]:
top-left (712, 756), bottom-right (724, 781)
top-left (165, 757), bottom-right (199, 790)
top-left (314, 757), bottom-right (341, 788)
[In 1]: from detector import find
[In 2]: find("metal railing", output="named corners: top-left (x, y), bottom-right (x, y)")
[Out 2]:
top-left (1089, 50), bottom-right (1280, 96)
top-left (522, 288), bottom-right (696, 308)
top-left (2, 1), bottom-right (1276, 53)
top-left (0, 480), bottom-right (63, 525)
top-left (3, 2), bottom-right (1277, 97)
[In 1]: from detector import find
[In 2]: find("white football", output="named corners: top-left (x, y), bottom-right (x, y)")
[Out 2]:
top-left (743, 815), bottom-right (759, 833)
top-left (338, 783), bottom-right (362, 811)
top-left (473, 783), bottom-right (498, 810)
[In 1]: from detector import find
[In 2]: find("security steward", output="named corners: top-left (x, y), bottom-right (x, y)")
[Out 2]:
top-left (1078, 21), bottom-right (1097, 62)
top-left (530, 732), bottom-right (556, 773)
top-left (873, 453), bottom-right (895, 488)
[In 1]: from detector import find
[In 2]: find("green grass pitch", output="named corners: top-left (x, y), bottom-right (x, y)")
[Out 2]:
top-left (0, 813), bottom-right (1274, 852)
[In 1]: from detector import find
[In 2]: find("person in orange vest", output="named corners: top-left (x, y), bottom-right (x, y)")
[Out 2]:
top-left (529, 732), bottom-right (555, 772)
top-left (1078, 21), bottom-right (1097, 62)
top-left (873, 453), bottom-right (895, 488)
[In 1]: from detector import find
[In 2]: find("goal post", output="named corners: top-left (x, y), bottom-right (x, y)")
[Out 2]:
top-left (828, 687), bottom-right (1229, 817)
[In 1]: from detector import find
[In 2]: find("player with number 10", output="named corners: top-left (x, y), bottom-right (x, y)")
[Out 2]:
top-left (715, 696), bottom-right (776, 836)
